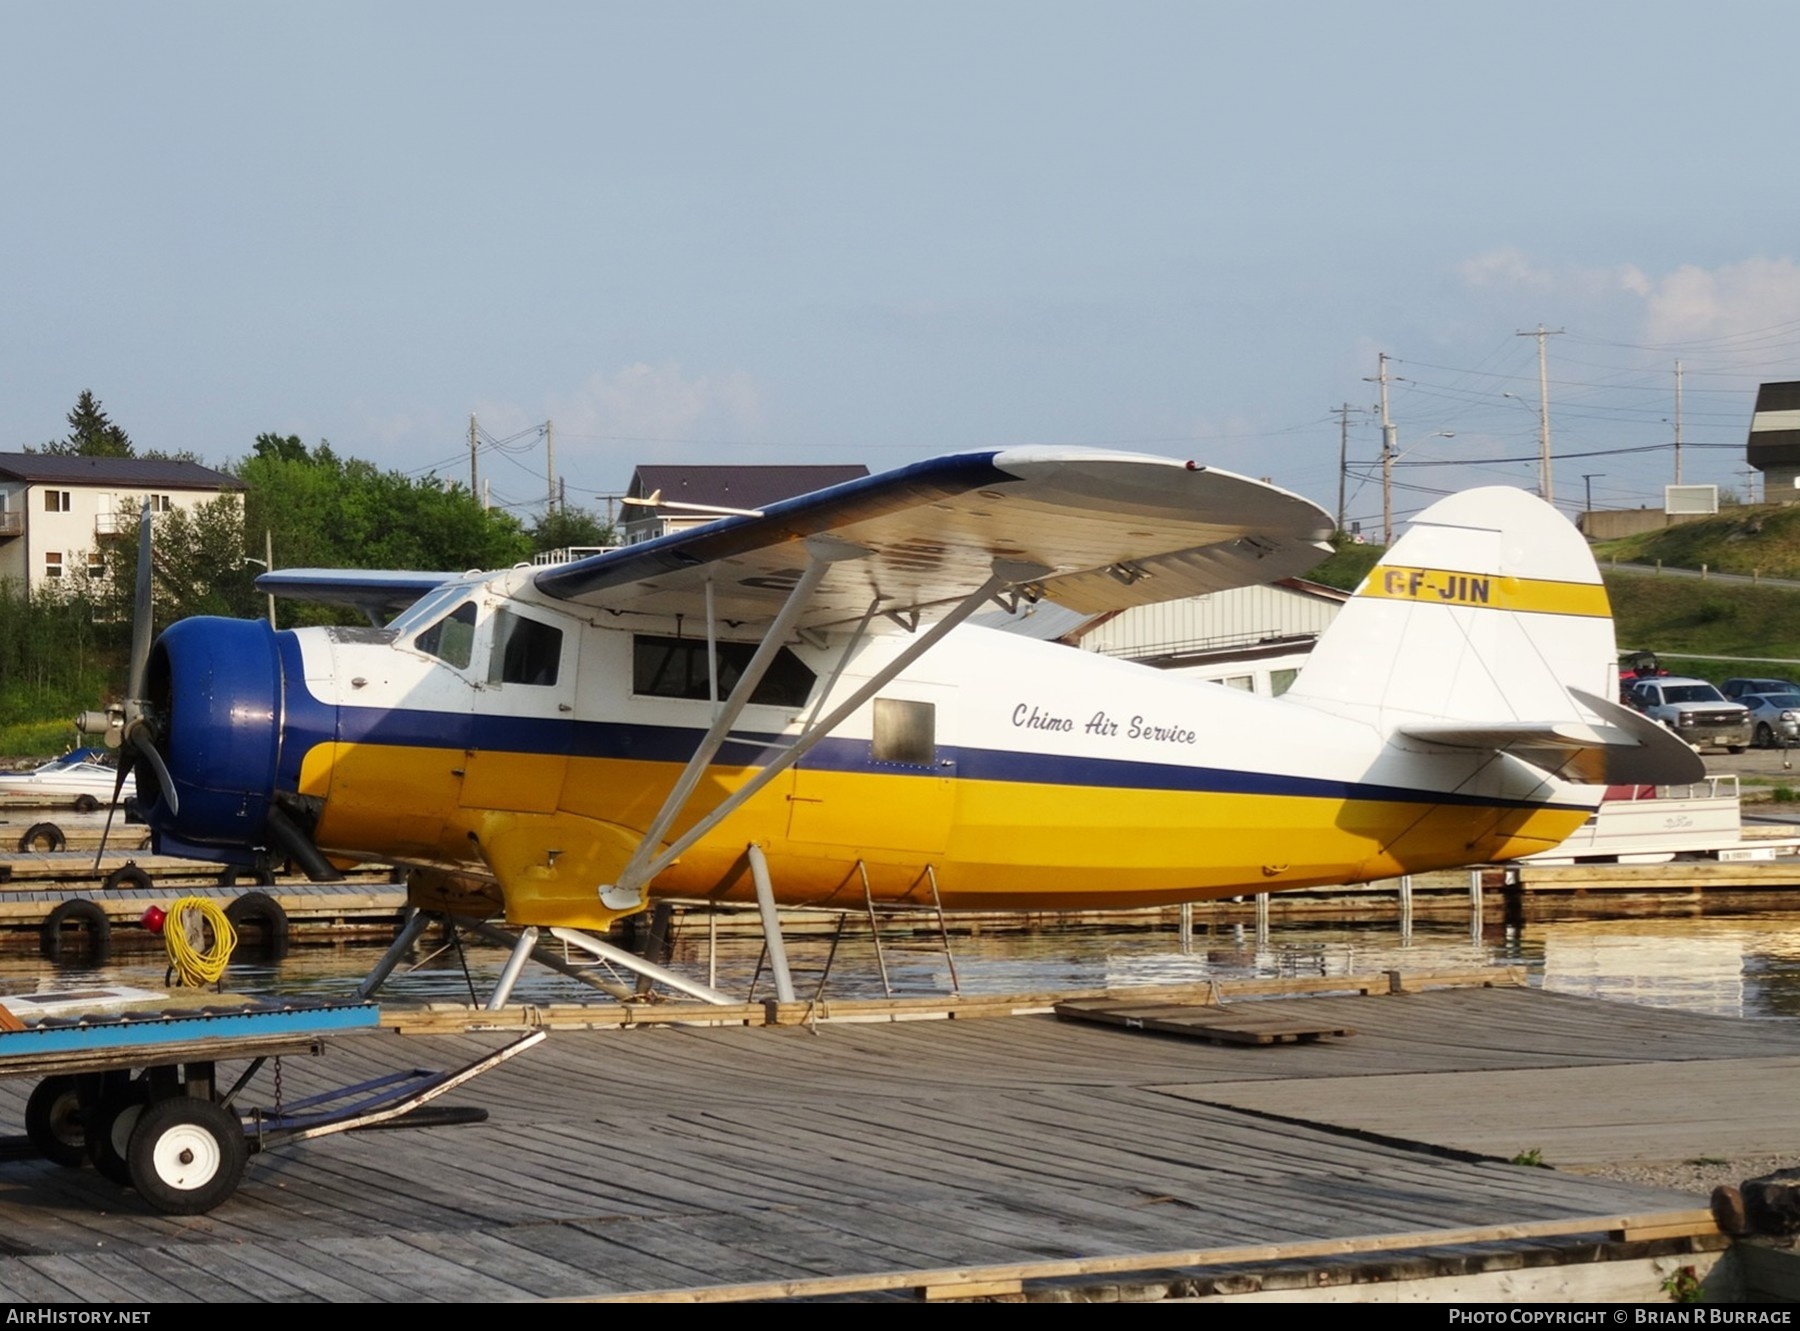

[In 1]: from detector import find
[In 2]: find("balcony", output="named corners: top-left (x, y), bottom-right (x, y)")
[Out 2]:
top-left (0, 511), bottom-right (20, 540)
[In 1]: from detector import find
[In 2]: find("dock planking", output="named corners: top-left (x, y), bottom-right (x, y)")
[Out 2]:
top-left (1053, 995), bottom-right (1356, 1044)
top-left (0, 984), bottom-right (1790, 1302)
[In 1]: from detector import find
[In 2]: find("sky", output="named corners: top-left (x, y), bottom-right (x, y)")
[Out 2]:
top-left (4, 1), bottom-right (1799, 534)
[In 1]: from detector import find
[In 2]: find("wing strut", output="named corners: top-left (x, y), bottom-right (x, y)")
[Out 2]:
top-left (604, 536), bottom-right (868, 907)
top-left (602, 556), bottom-right (1051, 909)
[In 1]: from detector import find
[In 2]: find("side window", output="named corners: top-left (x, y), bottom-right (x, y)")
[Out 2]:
top-left (416, 602), bottom-right (477, 670)
top-left (1270, 668), bottom-right (1299, 697)
top-left (488, 610), bottom-right (563, 686)
top-left (632, 636), bottom-right (815, 707)
top-left (872, 698), bottom-right (935, 765)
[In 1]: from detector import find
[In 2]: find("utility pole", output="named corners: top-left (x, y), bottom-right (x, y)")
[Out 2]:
top-left (469, 415), bottom-right (478, 496)
top-left (1329, 402), bottom-right (1366, 534)
top-left (1581, 473), bottom-right (1604, 515)
top-left (1674, 360), bottom-right (1684, 485)
top-left (1516, 325), bottom-right (1564, 504)
top-left (1364, 354), bottom-right (1398, 544)
top-left (545, 419), bottom-right (556, 515)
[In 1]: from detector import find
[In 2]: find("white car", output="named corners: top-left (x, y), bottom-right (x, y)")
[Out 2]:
top-left (0, 748), bottom-right (120, 810)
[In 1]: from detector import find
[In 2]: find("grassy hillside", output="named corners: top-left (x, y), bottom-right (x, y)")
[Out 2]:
top-left (1605, 574), bottom-right (1800, 677)
top-left (1593, 505), bottom-right (1800, 579)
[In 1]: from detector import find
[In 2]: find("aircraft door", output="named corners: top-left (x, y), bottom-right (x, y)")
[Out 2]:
top-left (459, 607), bottom-right (577, 814)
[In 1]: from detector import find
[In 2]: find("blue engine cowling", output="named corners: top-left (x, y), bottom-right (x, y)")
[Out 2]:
top-left (141, 616), bottom-right (293, 865)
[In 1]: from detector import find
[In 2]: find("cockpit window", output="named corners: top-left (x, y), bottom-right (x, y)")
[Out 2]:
top-left (416, 602), bottom-right (477, 669)
top-left (488, 610), bottom-right (563, 686)
top-left (388, 583), bottom-right (473, 634)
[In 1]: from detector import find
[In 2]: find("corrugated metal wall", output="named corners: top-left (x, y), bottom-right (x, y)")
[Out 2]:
top-left (1080, 584), bottom-right (1341, 659)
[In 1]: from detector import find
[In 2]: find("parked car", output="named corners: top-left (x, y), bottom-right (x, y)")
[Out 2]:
top-left (0, 748), bottom-right (119, 810)
top-left (1623, 677), bottom-right (1752, 753)
top-left (1722, 677), bottom-right (1800, 701)
top-left (1739, 692), bottom-right (1800, 747)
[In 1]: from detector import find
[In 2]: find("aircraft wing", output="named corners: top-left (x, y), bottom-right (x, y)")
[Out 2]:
top-left (533, 448), bottom-right (1334, 630)
top-left (256, 569), bottom-right (465, 618)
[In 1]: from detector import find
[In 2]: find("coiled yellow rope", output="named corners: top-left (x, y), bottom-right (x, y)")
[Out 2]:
top-left (164, 896), bottom-right (237, 988)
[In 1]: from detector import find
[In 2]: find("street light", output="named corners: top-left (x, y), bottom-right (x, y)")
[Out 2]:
top-left (1383, 431), bottom-right (1455, 546)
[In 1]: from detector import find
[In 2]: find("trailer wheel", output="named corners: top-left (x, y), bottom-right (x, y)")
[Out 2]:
top-left (40, 899), bottom-right (112, 962)
top-left (88, 1083), bottom-right (145, 1187)
top-left (18, 822), bottom-right (65, 852)
top-left (128, 1097), bottom-right (247, 1215)
top-left (73, 794), bottom-right (100, 813)
top-left (25, 1076), bottom-right (87, 1168)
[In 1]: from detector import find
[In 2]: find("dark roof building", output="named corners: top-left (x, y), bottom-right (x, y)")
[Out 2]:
top-left (0, 453), bottom-right (242, 491)
top-left (622, 463), bottom-right (870, 543)
top-left (0, 452), bottom-right (243, 592)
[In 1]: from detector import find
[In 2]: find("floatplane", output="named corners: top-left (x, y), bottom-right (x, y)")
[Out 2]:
top-left (87, 448), bottom-right (1699, 1006)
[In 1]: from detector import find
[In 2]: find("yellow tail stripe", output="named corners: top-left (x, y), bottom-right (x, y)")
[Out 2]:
top-left (1361, 566), bottom-right (1610, 618)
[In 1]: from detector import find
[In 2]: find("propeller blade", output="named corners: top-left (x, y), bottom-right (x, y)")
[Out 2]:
top-left (127, 500), bottom-right (154, 703)
top-left (91, 754), bottom-right (135, 873)
top-left (127, 727), bottom-right (179, 818)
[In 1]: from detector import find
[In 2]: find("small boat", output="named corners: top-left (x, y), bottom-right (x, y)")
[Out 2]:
top-left (0, 748), bottom-right (120, 811)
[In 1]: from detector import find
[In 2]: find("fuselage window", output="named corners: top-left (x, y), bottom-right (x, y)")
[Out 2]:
top-left (489, 610), bottom-right (563, 686)
top-left (632, 635), bottom-right (815, 708)
top-left (416, 602), bottom-right (477, 670)
top-left (872, 698), bottom-right (935, 766)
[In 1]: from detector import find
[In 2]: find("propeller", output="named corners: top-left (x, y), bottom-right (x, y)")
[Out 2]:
top-left (82, 502), bottom-right (180, 869)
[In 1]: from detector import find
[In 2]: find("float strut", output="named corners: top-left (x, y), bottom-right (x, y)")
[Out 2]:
top-left (486, 926), bottom-right (539, 1011)
top-left (747, 843), bottom-right (796, 1003)
top-left (354, 908), bottom-right (435, 1001)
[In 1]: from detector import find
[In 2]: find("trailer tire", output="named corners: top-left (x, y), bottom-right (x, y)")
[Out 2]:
top-left (18, 822), bottom-right (65, 852)
top-left (88, 1082), bottom-right (146, 1187)
top-left (128, 1097), bottom-right (247, 1215)
top-left (40, 899), bottom-right (112, 962)
top-left (101, 865), bottom-right (153, 893)
top-left (73, 794), bottom-right (100, 813)
top-left (25, 1076), bottom-right (88, 1168)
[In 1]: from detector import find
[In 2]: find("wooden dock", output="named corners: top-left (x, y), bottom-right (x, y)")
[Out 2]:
top-left (0, 982), bottom-right (1789, 1302)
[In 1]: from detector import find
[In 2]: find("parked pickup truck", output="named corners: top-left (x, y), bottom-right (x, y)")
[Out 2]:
top-left (1624, 676), bottom-right (1752, 753)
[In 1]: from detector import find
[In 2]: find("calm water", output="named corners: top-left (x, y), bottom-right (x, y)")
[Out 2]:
top-left (7, 911), bottom-right (1800, 1023)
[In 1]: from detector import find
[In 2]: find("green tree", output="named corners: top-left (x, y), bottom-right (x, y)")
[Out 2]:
top-left (100, 495), bottom-right (258, 627)
top-left (234, 436), bottom-right (531, 625)
top-left (529, 505), bottom-right (616, 554)
top-left (39, 390), bottom-right (134, 457)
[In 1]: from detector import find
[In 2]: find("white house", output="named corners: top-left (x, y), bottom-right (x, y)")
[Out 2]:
top-left (0, 453), bottom-right (243, 594)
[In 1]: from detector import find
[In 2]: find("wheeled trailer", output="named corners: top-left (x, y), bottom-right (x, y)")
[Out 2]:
top-left (1, 994), bottom-right (543, 1214)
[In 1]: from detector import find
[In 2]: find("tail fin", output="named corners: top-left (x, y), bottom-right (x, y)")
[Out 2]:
top-left (1286, 487), bottom-right (1701, 784)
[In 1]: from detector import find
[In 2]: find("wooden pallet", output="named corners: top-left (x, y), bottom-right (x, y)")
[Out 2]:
top-left (1053, 996), bottom-right (1355, 1045)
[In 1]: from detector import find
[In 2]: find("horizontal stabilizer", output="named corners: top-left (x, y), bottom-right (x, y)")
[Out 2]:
top-left (257, 569), bottom-right (463, 617)
top-left (1399, 689), bottom-right (1705, 786)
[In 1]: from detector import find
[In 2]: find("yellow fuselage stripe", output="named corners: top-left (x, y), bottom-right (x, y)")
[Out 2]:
top-left (1362, 567), bottom-right (1611, 618)
top-left (305, 742), bottom-right (1588, 928)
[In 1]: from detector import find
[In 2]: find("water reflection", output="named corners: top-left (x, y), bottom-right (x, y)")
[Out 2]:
top-left (4, 913), bottom-right (1800, 1021)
